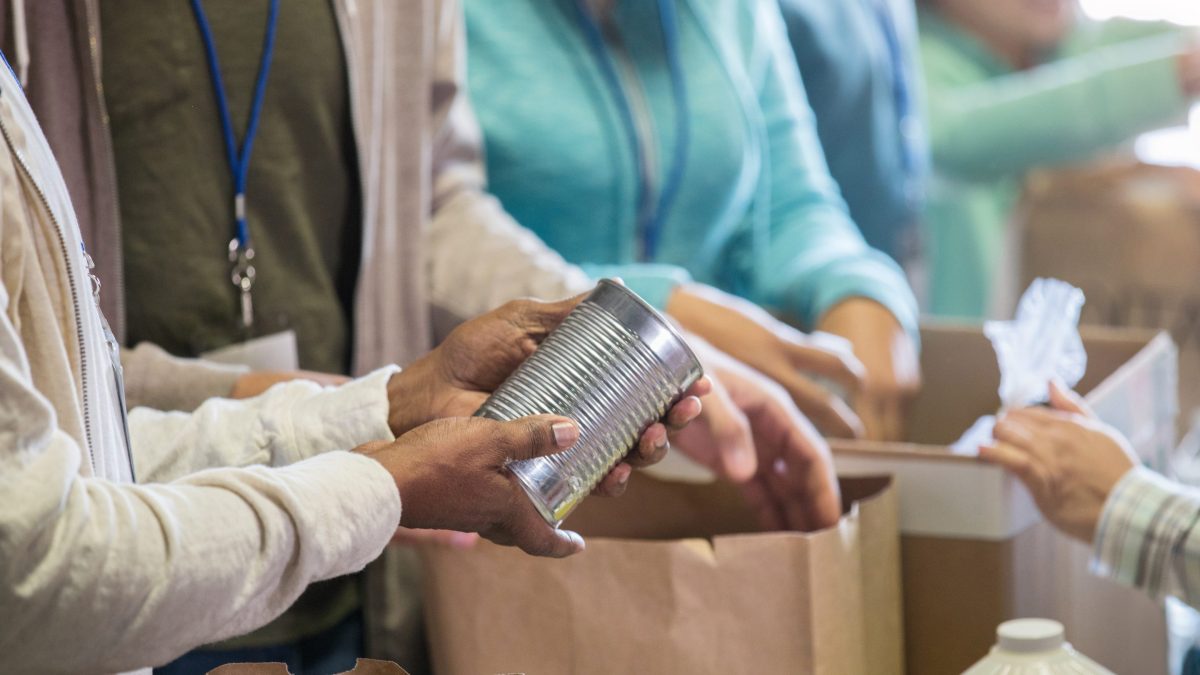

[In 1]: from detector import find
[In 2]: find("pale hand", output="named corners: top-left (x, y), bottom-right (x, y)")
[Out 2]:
top-left (981, 381), bottom-right (1137, 543)
top-left (815, 298), bottom-right (919, 441)
top-left (667, 284), bottom-right (865, 438)
top-left (674, 340), bottom-right (842, 531)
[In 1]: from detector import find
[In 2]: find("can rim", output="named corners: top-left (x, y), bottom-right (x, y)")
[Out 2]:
top-left (586, 279), bottom-right (704, 388)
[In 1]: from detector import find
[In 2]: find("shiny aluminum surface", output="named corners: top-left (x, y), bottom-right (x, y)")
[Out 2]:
top-left (476, 280), bottom-right (703, 525)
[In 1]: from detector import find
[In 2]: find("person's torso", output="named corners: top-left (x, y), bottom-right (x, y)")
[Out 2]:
top-left (99, 0), bottom-right (367, 648)
top-left (917, 8), bottom-right (1021, 318)
top-left (465, 0), bottom-right (758, 280)
top-left (778, 0), bottom-right (925, 262)
top-left (101, 0), bottom-right (360, 374)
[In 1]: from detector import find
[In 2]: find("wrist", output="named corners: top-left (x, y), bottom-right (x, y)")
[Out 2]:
top-left (387, 356), bottom-right (439, 437)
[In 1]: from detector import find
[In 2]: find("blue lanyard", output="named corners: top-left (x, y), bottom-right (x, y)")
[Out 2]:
top-left (190, 0), bottom-right (280, 252)
top-left (0, 49), bottom-right (17, 89)
top-left (573, 0), bottom-right (690, 261)
top-left (870, 0), bottom-right (919, 177)
top-left (191, 0), bottom-right (279, 329)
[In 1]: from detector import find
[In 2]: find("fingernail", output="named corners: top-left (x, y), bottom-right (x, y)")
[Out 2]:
top-left (553, 422), bottom-right (579, 448)
top-left (450, 532), bottom-right (479, 549)
top-left (654, 432), bottom-right (669, 450)
top-left (566, 530), bottom-right (586, 552)
top-left (733, 446), bottom-right (756, 478)
top-left (617, 470), bottom-right (631, 487)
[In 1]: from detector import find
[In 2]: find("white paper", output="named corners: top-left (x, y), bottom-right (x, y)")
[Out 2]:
top-left (201, 330), bottom-right (299, 371)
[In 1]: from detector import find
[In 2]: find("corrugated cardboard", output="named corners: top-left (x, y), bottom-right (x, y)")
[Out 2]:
top-left (1020, 161), bottom-right (1200, 434)
top-left (833, 323), bottom-right (1178, 675)
top-left (421, 475), bottom-right (901, 675)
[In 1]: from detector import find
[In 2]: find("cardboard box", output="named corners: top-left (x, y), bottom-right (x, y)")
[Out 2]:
top-left (832, 323), bottom-right (1178, 675)
top-left (1019, 161), bottom-right (1200, 433)
top-left (421, 475), bottom-right (901, 675)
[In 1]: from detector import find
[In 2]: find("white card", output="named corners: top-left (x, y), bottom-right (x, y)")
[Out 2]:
top-left (201, 330), bottom-right (299, 371)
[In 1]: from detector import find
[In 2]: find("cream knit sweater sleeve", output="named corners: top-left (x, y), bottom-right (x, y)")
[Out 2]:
top-left (0, 309), bottom-right (402, 673)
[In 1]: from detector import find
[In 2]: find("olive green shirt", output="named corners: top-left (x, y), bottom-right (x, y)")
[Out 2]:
top-left (103, 0), bottom-right (360, 374)
top-left (101, 0), bottom-right (361, 648)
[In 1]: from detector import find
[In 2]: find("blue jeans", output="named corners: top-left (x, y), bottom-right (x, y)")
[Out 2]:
top-left (154, 611), bottom-right (363, 675)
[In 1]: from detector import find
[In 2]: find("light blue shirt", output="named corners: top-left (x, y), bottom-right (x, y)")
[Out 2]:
top-left (464, 0), bottom-right (918, 334)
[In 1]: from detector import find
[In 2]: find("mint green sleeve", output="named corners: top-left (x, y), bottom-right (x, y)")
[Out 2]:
top-left (925, 31), bottom-right (1191, 181)
top-left (734, 0), bottom-right (919, 334)
top-left (579, 263), bottom-right (692, 310)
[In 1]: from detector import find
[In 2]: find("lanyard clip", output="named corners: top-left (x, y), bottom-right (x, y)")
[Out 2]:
top-left (228, 237), bottom-right (256, 330)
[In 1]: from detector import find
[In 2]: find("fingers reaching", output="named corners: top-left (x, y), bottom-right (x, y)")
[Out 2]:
top-left (776, 368), bottom-right (864, 439)
top-left (789, 340), bottom-right (866, 397)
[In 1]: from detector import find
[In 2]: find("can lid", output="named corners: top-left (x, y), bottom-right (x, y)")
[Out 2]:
top-left (997, 619), bottom-right (1065, 654)
top-left (585, 279), bottom-right (703, 389)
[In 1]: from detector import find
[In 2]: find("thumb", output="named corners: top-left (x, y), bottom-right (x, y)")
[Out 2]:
top-left (501, 414), bottom-right (580, 462)
top-left (1048, 379), bottom-right (1093, 417)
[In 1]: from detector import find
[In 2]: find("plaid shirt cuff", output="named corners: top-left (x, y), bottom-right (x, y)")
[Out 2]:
top-left (1091, 467), bottom-right (1200, 601)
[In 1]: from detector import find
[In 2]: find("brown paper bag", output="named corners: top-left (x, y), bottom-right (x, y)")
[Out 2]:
top-left (421, 475), bottom-right (900, 675)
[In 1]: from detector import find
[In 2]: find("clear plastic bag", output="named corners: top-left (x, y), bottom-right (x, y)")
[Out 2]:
top-left (952, 279), bottom-right (1087, 453)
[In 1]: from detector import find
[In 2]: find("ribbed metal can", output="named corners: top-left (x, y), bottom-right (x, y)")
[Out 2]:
top-left (476, 280), bottom-right (703, 526)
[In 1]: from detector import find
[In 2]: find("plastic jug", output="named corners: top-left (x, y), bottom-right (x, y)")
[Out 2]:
top-left (963, 619), bottom-right (1114, 674)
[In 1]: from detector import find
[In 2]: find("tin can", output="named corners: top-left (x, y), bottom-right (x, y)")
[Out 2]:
top-left (476, 280), bottom-right (703, 526)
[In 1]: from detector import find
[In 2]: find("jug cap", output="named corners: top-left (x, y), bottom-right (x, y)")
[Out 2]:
top-left (997, 619), bottom-right (1065, 653)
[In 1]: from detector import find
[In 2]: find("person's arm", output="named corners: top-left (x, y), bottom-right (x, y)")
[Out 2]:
top-left (425, 0), bottom-right (596, 322)
top-left (923, 28), bottom-right (1195, 181)
top-left (981, 381), bottom-right (1200, 608)
top-left (0, 306), bottom-right (402, 672)
top-left (741, 0), bottom-right (919, 336)
top-left (122, 342), bottom-right (350, 412)
top-left (121, 341), bottom-right (246, 411)
top-left (709, 0), bottom-right (920, 439)
top-left (1091, 467), bottom-right (1200, 609)
top-left (128, 366), bottom-right (398, 482)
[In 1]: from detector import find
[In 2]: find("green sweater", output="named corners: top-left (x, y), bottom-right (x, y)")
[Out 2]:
top-left (919, 11), bottom-right (1193, 319)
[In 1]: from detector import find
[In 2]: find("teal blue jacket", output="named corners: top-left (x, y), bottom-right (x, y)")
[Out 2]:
top-left (919, 11), bottom-right (1193, 319)
top-left (464, 0), bottom-right (918, 334)
top-left (779, 0), bottom-right (928, 266)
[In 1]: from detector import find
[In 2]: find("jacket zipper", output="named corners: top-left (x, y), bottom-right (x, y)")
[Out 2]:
top-left (0, 102), bottom-right (99, 467)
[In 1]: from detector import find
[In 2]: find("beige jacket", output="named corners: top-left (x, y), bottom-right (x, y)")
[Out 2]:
top-left (0, 55), bottom-right (409, 674)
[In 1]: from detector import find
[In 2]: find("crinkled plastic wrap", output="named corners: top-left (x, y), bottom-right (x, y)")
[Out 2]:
top-left (952, 279), bottom-right (1087, 454)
